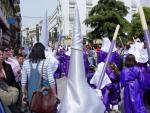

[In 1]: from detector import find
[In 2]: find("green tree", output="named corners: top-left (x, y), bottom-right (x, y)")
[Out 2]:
top-left (84, 0), bottom-right (130, 41)
top-left (130, 7), bottom-right (150, 41)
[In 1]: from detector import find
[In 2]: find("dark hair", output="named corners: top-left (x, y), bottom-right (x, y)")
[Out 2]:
top-left (108, 62), bottom-right (120, 76)
top-left (29, 43), bottom-right (46, 63)
top-left (16, 53), bottom-right (24, 58)
top-left (124, 54), bottom-right (136, 67)
top-left (0, 46), bottom-right (4, 51)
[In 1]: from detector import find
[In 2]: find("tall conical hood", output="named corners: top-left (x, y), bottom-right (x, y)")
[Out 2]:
top-left (101, 37), bottom-right (117, 52)
top-left (59, 4), bottom-right (104, 113)
top-left (39, 11), bottom-right (49, 48)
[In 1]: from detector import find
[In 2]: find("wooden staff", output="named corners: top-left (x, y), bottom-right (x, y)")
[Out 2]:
top-left (119, 36), bottom-right (124, 48)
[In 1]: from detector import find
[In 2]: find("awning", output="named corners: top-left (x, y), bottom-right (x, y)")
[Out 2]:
top-left (0, 9), bottom-right (9, 30)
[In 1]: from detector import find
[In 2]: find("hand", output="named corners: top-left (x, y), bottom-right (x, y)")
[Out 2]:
top-left (22, 94), bottom-right (27, 105)
top-left (41, 86), bottom-right (50, 91)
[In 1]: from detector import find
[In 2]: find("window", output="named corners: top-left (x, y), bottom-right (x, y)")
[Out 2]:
top-left (69, 7), bottom-right (75, 21)
top-left (86, 0), bottom-right (92, 5)
top-left (69, 21), bottom-right (73, 37)
top-left (69, 0), bottom-right (75, 5)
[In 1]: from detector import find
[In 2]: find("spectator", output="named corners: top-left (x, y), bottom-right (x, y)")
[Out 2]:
top-left (21, 43), bottom-right (58, 106)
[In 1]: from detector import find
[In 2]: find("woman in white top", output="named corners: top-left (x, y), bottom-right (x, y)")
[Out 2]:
top-left (21, 43), bottom-right (58, 104)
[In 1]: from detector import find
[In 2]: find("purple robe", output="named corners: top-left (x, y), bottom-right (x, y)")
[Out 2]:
top-left (106, 67), bottom-right (121, 104)
top-left (97, 50), bottom-right (107, 63)
top-left (148, 66), bottom-right (150, 87)
top-left (121, 66), bottom-right (147, 113)
top-left (111, 51), bottom-right (120, 68)
top-left (101, 67), bottom-right (121, 111)
top-left (137, 63), bottom-right (150, 90)
top-left (137, 63), bottom-right (150, 107)
top-left (83, 50), bottom-right (90, 75)
top-left (63, 54), bottom-right (70, 77)
top-left (62, 51), bottom-right (89, 77)
top-left (54, 51), bottom-right (66, 78)
top-left (97, 50), bottom-right (120, 68)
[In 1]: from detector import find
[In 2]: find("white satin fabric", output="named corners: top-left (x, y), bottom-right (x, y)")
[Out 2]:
top-left (59, 4), bottom-right (105, 113)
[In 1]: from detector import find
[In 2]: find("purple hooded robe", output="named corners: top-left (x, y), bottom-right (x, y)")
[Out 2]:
top-left (121, 66), bottom-right (147, 113)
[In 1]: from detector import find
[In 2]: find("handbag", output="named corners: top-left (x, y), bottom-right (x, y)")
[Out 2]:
top-left (30, 60), bottom-right (60, 113)
top-left (0, 85), bottom-right (19, 106)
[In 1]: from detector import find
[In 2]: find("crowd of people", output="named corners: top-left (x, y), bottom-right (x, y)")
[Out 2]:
top-left (0, 37), bottom-right (150, 113)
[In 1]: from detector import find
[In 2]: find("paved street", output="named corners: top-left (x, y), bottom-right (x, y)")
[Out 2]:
top-left (56, 76), bottom-right (67, 100)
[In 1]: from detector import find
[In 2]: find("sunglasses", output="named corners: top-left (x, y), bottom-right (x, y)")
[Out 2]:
top-left (4, 48), bottom-right (10, 52)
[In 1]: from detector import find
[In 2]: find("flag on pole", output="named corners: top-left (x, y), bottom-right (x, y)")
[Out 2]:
top-left (59, 4), bottom-right (105, 113)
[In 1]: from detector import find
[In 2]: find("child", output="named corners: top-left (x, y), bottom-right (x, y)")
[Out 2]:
top-left (121, 54), bottom-right (147, 113)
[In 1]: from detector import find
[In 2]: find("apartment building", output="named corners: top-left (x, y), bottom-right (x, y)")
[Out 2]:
top-left (48, 0), bottom-right (99, 40)
top-left (0, 0), bottom-right (21, 46)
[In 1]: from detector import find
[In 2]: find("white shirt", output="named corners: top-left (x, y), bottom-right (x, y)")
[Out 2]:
top-left (21, 58), bottom-right (58, 86)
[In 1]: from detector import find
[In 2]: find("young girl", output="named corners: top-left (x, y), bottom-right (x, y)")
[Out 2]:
top-left (121, 54), bottom-right (147, 113)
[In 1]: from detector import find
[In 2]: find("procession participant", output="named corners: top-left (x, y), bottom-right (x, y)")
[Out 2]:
top-left (91, 60), bottom-right (121, 112)
top-left (134, 42), bottom-right (150, 107)
top-left (87, 44), bottom-right (97, 67)
top-left (54, 46), bottom-right (67, 78)
top-left (120, 54), bottom-right (147, 113)
top-left (62, 44), bottom-right (90, 77)
top-left (59, 5), bottom-right (105, 113)
top-left (97, 37), bottom-right (120, 68)
top-left (90, 62), bottom-right (112, 112)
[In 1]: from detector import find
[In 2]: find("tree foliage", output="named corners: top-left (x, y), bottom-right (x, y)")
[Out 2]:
top-left (84, 0), bottom-right (130, 40)
top-left (130, 7), bottom-right (150, 41)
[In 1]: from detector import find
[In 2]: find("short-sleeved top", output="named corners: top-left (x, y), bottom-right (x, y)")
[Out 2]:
top-left (21, 58), bottom-right (58, 86)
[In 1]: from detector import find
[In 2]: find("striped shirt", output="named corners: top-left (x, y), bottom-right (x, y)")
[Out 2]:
top-left (21, 58), bottom-right (58, 86)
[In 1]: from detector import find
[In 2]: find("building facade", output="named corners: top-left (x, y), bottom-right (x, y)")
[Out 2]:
top-left (24, 0), bottom-right (150, 47)
top-left (0, 0), bottom-right (21, 47)
top-left (119, 0), bottom-right (150, 22)
top-left (49, 0), bottom-right (99, 40)
top-left (117, 0), bottom-right (140, 22)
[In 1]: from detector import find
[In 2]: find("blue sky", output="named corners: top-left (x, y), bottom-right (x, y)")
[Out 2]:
top-left (20, 0), bottom-right (57, 28)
